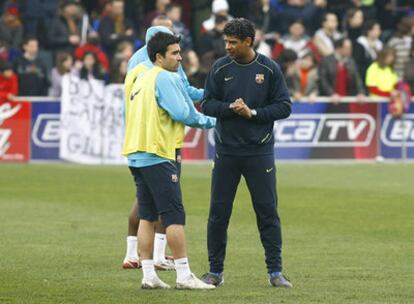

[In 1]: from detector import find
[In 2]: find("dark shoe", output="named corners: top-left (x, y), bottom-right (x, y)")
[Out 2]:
top-left (201, 272), bottom-right (224, 286)
top-left (269, 274), bottom-right (293, 288)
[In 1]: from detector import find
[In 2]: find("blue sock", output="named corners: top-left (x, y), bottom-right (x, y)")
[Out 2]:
top-left (209, 272), bottom-right (222, 276)
top-left (270, 271), bottom-right (282, 278)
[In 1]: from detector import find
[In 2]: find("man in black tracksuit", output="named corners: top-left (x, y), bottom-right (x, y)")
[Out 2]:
top-left (200, 18), bottom-right (293, 288)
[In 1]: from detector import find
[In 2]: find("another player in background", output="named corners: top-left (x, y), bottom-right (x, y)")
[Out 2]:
top-left (122, 16), bottom-right (206, 271)
top-left (200, 18), bottom-right (293, 288)
top-left (123, 32), bottom-right (215, 289)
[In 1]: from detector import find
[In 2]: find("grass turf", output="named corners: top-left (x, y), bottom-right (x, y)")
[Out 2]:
top-left (0, 163), bottom-right (413, 304)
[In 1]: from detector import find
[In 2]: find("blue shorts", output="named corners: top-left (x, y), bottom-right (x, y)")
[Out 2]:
top-left (129, 161), bottom-right (185, 227)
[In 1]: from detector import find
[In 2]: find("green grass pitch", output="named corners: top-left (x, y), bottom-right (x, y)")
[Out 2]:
top-left (0, 163), bottom-right (413, 304)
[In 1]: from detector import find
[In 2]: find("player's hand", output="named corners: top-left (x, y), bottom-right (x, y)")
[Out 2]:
top-left (230, 98), bottom-right (252, 119)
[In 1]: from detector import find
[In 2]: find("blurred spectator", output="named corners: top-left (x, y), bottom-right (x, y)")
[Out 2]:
top-left (403, 42), bottom-right (414, 92)
top-left (198, 14), bottom-right (227, 59)
top-left (351, 0), bottom-right (376, 22)
top-left (74, 31), bottom-right (110, 72)
top-left (76, 51), bottom-right (105, 81)
top-left (254, 28), bottom-right (271, 58)
top-left (342, 7), bottom-right (364, 42)
top-left (298, 50), bottom-right (319, 98)
top-left (143, 0), bottom-right (170, 32)
top-left (318, 38), bottom-right (365, 100)
top-left (109, 57), bottom-right (127, 83)
top-left (387, 16), bottom-right (414, 78)
top-left (113, 40), bottom-right (133, 61)
top-left (98, 0), bottom-right (135, 59)
top-left (280, 0), bottom-right (327, 35)
top-left (277, 49), bottom-right (299, 98)
top-left (13, 37), bottom-right (49, 96)
top-left (313, 12), bottom-right (342, 57)
top-left (0, 40), bottom-right (9, 60)
top-left (165, 3), bottom-right (193, 50)
top-left (151, 14), bottom-right (173, 30)
top-left (353, 20), bottom-right (383, 84)
top-left (365, 48), bottom-right (398, 97)
top-left (201, 0), bottom-right (233, 33)
top-left (0, 6), bottom-right (22, 51)
top-left (49, 52), bottom-right (74, 97)
top-left (22, 0), bottom-right (59, 46)
top-left (48, 1), bottom-right (82, 56)
top-left (181, 49), bottom-right (206, 89)
top-left (273, 19), bottom-right (309, 58)
top-left (0, 60), bottom-right (17, 100)
top-left (248, 0), bottom-right (280, 34)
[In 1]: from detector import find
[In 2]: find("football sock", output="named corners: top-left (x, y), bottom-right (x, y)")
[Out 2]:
top-left (270, 271), bottom-right (282, 278)
top-left (153, 233), bottom-right (167, 263)
top-left (126, 236), bottom-right (138, 260)
top-left (175, 257), bottom-right (191, 281)
top-left (141, 259), bottom-right (156, 280)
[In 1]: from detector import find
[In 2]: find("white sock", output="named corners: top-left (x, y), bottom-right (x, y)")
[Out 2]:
top-left (141, 259), bottom-right (157, 280)
top-left (153, 233), bottom-right (167, 263)
top-left (175, 257), bottom-right (191, 282)
top-left (125, 236), bottom-right (138, 260)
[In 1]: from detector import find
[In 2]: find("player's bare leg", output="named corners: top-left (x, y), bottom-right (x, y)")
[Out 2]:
top-left (139, 220), bottom-right (170, 289)
top-left (122, 199), bottom-right (140, 269)
top-left (154, 221), bottom-right (175, 270)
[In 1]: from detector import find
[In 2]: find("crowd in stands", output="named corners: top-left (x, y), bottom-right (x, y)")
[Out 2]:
top-left (0, 0), bottom-right (413, 102)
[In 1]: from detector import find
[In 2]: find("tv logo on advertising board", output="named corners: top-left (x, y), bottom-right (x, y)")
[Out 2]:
top-left (32, 114), bottom-right (60, 148)
top-left (274, 114), bottom-right (376, 147)
top-left (381, 114), bottom-right (414, 147)
top-left (0, 102), bottom-right (22, 156)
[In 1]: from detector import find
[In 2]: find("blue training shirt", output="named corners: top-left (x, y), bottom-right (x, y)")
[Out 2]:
top-left (128, 60), bottom-right (215, 168)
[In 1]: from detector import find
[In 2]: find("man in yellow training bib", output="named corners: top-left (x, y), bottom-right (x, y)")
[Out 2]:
top-left (123, 32), bottom-right (215, 290)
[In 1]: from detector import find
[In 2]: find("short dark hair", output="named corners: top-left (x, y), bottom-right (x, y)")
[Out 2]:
top-left (334, 37), bottom-right (349, 49)
top-left (362, 19), bottom-right (379, 36)
top-left (223, 18), bottom-right (255, 46)
top-left (147, 32), bottom-right (181, 62)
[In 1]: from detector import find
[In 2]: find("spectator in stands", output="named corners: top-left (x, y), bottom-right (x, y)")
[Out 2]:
top-left (201, 0), bottom-right (233, 33)
top-left (98, 0), bottom-right (135, 59)
top-left (13, 37), bottom-right (49, 96)
top-left (280, 0), bottom-right (327, 35)
top-left (403, 42), bottom-right (414, 92)
top-left (298, 50), bottom-right (319, 99)
top-left (181, 49), bottom-right (206, 89)
top-left (0, 60), bottom-right (17, 100)
top-left (342, 7), bottom-right (364, 42)
top-left (49, 52), bottom-right (74, 97)
top-left (109, 57), bottom-right (127, 84)
top-left (22, 0), bottom-right (59, 46)
top-left (198, 15), bottom-right (227, 60)
top-left (274, 19), bottom-right (309, 58)
top-left (318, 38), bottom-right (365, 101)
top-left (165, 3), bottom-right (192, 50)
top-left (143, 0), bottom-right (171, 32)
top-left (313, 12), bottom-right (342, 57)
top-left (365, 48), bottom-right (398, 97)
top-left (0, 40), bottom-right (9, 61)
top-left (76, 51), bottom-right (105, 81)
top-left (0, 6), bottom-right (22, 52)
top-left (48, 1), bottom-right (82, 56)
top-left (353, 20), bottom-right (383, 84)
top-left (254, 28), bottom-right (272, 58)
top-left (277, 49), bottom-right (300, 99)
top-left (248, 0), bottom-right (280, 34)
top-left (387, 16), bottom-right (414, 78)
top-left (150, 14), bottom-right (173, 31)
top-left (113, 40), bottom-right (134, 61)
top-left (74, 31), bottom-right (110, 73)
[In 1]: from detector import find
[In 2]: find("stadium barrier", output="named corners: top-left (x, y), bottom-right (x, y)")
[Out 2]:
top-left (1, 80), bottom-right (413, 163)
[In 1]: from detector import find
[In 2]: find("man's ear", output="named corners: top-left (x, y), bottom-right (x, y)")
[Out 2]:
top-left (155, 53), bottom-right (163, 64)
top-left (245, 37), bottom-right (253, 47)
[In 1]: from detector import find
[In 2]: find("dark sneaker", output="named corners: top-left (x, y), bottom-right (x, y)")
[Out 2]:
top-left (201, 272), bottom-right (224, 286)
top-left (269, 274), bottom-right (293, 288)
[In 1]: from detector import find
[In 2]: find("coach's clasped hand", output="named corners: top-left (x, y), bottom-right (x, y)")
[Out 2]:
top-left (229, 98), bottom-right (253, 119)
